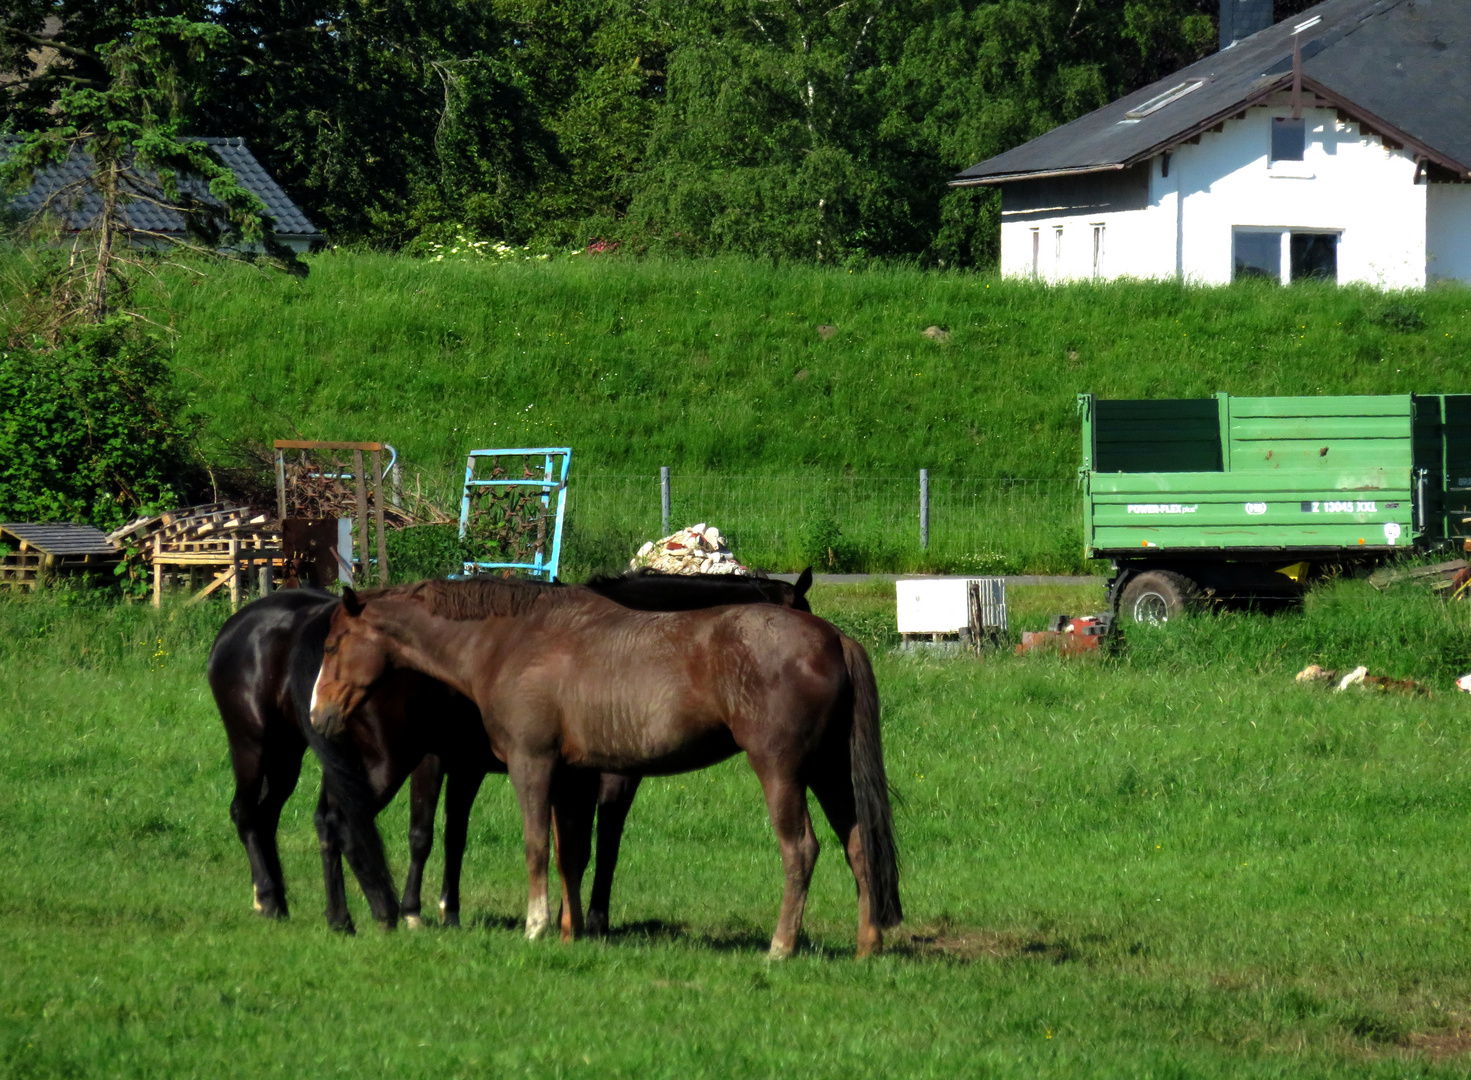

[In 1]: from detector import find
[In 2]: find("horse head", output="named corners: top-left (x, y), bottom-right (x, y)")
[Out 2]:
top-left (310, 587), bottom-right (391, 737)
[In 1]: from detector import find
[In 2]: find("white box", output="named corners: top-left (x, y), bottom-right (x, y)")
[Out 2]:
top-left (896, 579), bottom-right (976, 634)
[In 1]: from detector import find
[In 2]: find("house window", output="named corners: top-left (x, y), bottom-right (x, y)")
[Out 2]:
top-left (1271, 118), bottom-right (1306, 162)
top-left (1233, 229), bottom-right (1340, 283)
top-left (1092, 224), bottom-right (1105, 279)
top-left (1290, 233), bottom-right (1338, 282)
top-left (1030, 228), bottom-right (1040, 279)
top-left (1233, 230), bottom-right (1282, 281)
top-left (1054, 226), bottom-right (1064, 276)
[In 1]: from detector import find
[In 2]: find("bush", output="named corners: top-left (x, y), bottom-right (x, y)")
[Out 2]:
top-left (801, 509), bottom-right (860, 572)
top-left (0, 322), bottom-right (197, 529)
top-left (386, 523), bottom-right (463, 582)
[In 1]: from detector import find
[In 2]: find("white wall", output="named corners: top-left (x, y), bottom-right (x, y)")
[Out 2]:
top-left (1428, 184), bottom-right (1471, 284)
top-left (998, 106), bottom-right (1443, 289)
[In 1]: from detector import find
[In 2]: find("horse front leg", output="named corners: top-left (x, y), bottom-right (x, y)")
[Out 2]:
top-left (587, 774), bottom-right (642, 937)
top-left (508, 754), bottom-right (557, 940)
top-left (401, 755), bottom-right (444, 929)
top-left (314, 785), bottom-right (355, 933)
top-left (440, 765), bottom-right (487, 928)
top-left (754, 765), bottom-right (820, 959)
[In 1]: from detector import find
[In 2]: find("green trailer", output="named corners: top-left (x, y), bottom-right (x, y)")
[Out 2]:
top-left (1079, 392), bottom-right (1471, 622)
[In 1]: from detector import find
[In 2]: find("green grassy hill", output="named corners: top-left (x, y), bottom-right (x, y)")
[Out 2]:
top-left (162, 254), bottom-right (1471, 474)
top-left (148, 255), bottom-right (1471, 573)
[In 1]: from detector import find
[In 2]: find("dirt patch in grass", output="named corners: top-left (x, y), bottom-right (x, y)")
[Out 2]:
top-left (1406, 1030), bottom-right (1471, 1059)
top-left (900, 927), bottom-right (1077, 964)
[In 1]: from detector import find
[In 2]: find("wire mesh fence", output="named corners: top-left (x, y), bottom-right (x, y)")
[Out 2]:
top-left (387, 457), bottom-right (1084, 575)
top-left (564, 474), bottom-right (1084, 575)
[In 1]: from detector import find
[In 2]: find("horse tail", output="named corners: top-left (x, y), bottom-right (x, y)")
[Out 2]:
top-left (841, 633), bottom-right (902, 928)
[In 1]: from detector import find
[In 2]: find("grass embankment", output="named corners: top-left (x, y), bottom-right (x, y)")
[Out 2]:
top-left (6, 579), bottom-right (1471, 1076)
top-left (147, 255), bottom-right (1471, 573)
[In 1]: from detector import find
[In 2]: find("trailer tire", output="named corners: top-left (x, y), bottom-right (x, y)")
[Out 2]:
top-left (1120, 571), bottom-right (1200, 625)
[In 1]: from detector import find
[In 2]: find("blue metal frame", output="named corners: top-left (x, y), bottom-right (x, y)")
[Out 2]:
top-left (458, 447), bottom-right (571, 580)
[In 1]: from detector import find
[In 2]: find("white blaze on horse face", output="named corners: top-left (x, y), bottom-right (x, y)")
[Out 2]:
top-left (310, 664), bottom-right (324, 718)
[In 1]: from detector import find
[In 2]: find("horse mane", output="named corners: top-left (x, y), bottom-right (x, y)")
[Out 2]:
top-left (369, 577), bottom-right (574, 622)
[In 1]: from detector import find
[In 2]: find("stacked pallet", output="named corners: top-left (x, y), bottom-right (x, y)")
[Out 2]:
top-left (0, 523), bottom-right (120, 591)
top-left (110, 503), bottom-right (282, 607)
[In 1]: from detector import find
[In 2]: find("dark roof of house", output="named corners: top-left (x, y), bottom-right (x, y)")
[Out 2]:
top-left (6, 136), bottom-right (321, 239)
top-left (954, 0), bottom-right (1471, 185)
top-left (0, 522), bottom-right (117, 556)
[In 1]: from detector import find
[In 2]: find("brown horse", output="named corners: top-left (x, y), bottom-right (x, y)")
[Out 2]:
top-left (309, 578), bottom-right (901, 957)
top-left (209, 570), bottom-right (812, 933)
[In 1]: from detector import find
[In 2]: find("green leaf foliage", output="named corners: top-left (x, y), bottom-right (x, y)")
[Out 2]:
top-left (0, 321), bottom-right (197, 529)
top-left (0, 1), bottom-right (1329, 262)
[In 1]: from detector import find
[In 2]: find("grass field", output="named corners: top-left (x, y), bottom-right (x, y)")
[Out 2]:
top-left (129, 253), bottom-right (1471, 573)
top-left (154, 253), bottom-right (1471, 479)
top-left (7, 578), bottom-right (1471, 1077)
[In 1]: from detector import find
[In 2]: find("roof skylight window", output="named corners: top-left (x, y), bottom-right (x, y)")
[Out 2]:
top-left (1125, 79), bottom-right (1207, 120)
top-left (1293, 15), bottom-right (1322, 33)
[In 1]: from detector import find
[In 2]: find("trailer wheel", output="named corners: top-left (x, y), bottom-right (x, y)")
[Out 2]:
top-left (1120, 571), bottom-right (1200, 625)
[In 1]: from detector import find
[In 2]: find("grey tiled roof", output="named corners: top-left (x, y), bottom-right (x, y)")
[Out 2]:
top-left (5, 135), bottom-right (320, 240)
top-left (955, 0), bottom-right (1471, 184)
top-left (0, 522), bottom-right (117, 556)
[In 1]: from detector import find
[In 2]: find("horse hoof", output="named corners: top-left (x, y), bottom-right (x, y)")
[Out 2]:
top-left (767, 941), bottom-right (795, 960)
top-left (586, 912), bottom-right (609, 938)
top-left (525, 916), bottom-right (550, 940)
top-left (404, 914), bottom-right (424, 930)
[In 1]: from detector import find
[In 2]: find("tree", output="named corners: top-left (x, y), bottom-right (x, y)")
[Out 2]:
top-left (0, 14), bottom-right (295, 329)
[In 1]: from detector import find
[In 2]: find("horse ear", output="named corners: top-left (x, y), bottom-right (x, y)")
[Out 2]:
top-left (794, 566), bottom-right (814, 599)
top-left (341, 586), bottom-right (364, 617)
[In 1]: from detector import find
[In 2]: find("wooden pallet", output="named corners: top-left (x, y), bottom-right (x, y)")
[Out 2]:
top-left (0, 523), bottom-right (120, 591)
top-left (151, 533), bottom-right (284, 609)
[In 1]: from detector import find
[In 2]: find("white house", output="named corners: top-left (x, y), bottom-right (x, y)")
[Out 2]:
top-left (952, 0), bottom-right (1471, 289)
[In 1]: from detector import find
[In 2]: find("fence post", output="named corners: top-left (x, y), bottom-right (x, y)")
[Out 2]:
top-left (920, 468), bottom-right (930, 550)
top-left (660, 466), bottom-right (671, 535)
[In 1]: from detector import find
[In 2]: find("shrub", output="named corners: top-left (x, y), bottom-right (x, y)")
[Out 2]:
top-left (0, 321), bottom-right (198, 529)
top-left (386, 523), bottom-right (463, 582)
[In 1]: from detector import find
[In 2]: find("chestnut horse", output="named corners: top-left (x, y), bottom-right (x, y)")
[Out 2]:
top-left (309, 578), bottom-right (901, 957)
top-left (209, 570), bottom-right (812, 933)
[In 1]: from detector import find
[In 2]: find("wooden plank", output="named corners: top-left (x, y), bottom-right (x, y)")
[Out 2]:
top-left (373, 448), bottom-right (388, 585)
top-left (274, 440), bottom-right (385, 451)
top-left (354, 449), bottom-right (368, 581)
top-left (276, 449), bottom-right (287, 521)
top-left (186, 566), bottom-right (236, 605)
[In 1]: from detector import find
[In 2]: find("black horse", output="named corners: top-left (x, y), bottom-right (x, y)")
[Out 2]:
top-left (208, 568), bottom-right (813, 932)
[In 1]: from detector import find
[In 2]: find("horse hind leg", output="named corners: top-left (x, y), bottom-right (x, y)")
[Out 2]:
top-left (439, 766), bottom-right (486, 929)
top-left (810, 767), bottom-right (882, 958)
top-left (587, 774), bottom-right (641, 937)
top-left (401, 755), bottom-right (445, 930)
top-left (229, 741), bottom-right (302, 920)
top-left (755, 768), bottom-right (820, 959)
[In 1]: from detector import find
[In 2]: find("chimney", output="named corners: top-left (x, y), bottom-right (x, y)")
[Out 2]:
top-left (1220, 0), bottom-right (1275, 49)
